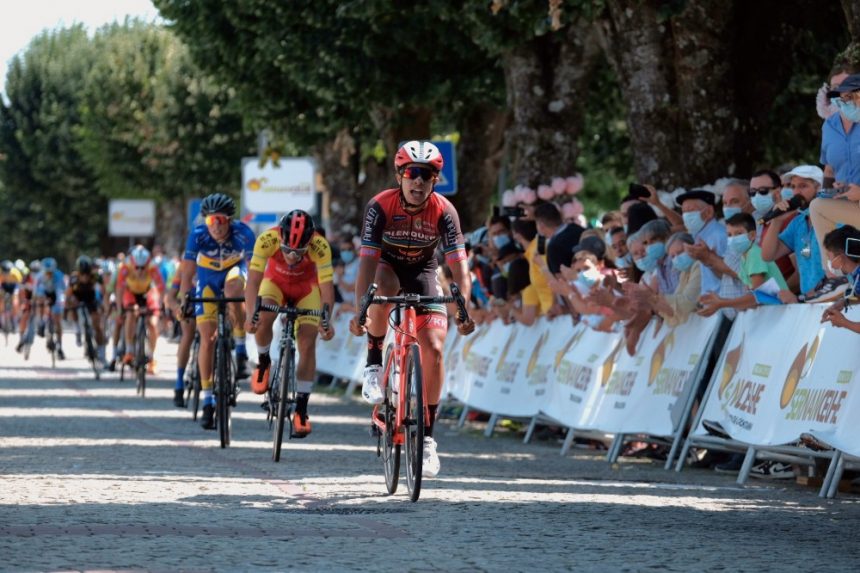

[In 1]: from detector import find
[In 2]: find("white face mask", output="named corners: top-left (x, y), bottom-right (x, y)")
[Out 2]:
top-left (827, 258), bottom-right (845, 277)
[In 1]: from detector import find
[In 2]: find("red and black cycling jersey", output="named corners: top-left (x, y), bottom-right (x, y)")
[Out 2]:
top-left (359, 188), bottom-right (466, 267)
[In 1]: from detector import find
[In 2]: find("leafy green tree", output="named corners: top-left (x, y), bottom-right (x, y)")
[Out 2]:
top-left (0, 26), bottom-right (103, 265)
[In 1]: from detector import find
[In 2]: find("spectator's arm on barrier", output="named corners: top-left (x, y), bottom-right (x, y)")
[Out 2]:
top-left (641, 184), bottom-right (685, 230)
top-left (778, 289), bottom-right (799, 304)
top-left (822, 307), bottom-right (860, 333)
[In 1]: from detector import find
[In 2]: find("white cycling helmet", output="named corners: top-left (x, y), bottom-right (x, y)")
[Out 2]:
top-left (130, 245), bottom-right (151, 268)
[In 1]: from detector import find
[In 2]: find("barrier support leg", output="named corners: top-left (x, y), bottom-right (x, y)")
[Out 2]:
top-left (607, 434), bottom-right (625, 463)
top-left (328, 376), bottom-right (340, 388)
top-left (523, 415), bottom-right (539, 444)
top-left (344, 378), bottom-right (359, 397)
top-left (736, 446), bottom-right (757, 485)
top-left (820, 451), bottom-right (842, 498)
top-left (457, 406), bottom-right (470, 428)
top-left (675, 439), bottom-right (694, 473)
top-left (826, 452), bottom-right (846, 499)
top-left (560, 428), bottom-right (576, 457)
top-left (484, 413), bottom-right (499, 438)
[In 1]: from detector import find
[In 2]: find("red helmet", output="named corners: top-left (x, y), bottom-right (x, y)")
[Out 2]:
top-left (279, 210), bottom-right (315, 250)
top-left (394, 140), bottom-right (444, 172)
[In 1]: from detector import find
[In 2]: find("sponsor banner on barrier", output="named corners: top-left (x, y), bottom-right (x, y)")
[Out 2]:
top-left (540, 324), bottom-right (621, 429)
top-left (316, 311), bottom-right (367, 381)
top-left (696, 304), bottom-right (859, 446)
top-left (582, 315), bottom-right (720, 436)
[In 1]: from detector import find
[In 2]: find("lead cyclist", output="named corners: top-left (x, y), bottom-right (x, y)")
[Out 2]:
top-left (349, 140), bottom-right (475, 478)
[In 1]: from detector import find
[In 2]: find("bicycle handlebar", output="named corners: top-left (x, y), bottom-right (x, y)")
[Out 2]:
top-left (252, 298), bottom-right (331, 328)
top-left (355, 282), bottom-right (471, 327)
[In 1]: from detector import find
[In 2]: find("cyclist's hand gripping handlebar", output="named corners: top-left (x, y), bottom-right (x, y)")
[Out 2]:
top-left (356, 283), bottom-right (378, 328)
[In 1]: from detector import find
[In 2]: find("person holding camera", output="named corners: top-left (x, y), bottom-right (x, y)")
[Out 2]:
top-left (821, 225), bottom-right (860, 333)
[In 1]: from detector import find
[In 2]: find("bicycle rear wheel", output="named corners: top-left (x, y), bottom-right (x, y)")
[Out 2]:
top-left (273, 341), bottom-right (294, 462)
top-left (83, 313), bottom-right (100, 380)
top-left (187, 334), bottom-right (201, 420)
top-left (404, 344), bottom-right (424, 502)
top-left (135, 317), bottom-right (147, 397)
top-left (217, 337), bottom-right (232, 448)
top-left (381, 344), bottom-right (400, 494)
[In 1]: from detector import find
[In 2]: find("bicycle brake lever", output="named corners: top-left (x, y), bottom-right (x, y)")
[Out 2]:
top-left (321, 303), bottom-right (331, 330)
top-left (251, 297), bottom-right (262, 325)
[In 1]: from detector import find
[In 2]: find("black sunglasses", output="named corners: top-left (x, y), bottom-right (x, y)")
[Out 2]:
top-left (400, 166), bottom-right (437, 180)
top-left (750, 187), bottom-right (775, 196)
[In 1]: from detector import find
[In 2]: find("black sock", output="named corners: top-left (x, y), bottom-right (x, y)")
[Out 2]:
top-left (366, 334), bottom-right (384, 366)
top-left (425, 404), bottom-right (439, 438)
top-left (297, 393), bottom-right (309, 417)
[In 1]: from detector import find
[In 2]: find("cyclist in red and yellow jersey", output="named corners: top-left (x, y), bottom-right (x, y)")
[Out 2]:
top-left (116, 245), bottom-right (165, 374)
top-left (244, 210), bottom-right (335, 437)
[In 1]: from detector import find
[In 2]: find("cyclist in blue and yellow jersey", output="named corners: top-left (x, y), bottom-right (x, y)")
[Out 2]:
top-left (177, 193), bottom-right (255, 430)
top-left (34, 257), bottom-right (67, 360)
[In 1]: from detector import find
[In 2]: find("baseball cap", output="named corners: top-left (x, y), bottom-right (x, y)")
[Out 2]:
top-left (780, 165), bottom-right (824, 186)
top-left (827, 74), bottom-right (860, 98)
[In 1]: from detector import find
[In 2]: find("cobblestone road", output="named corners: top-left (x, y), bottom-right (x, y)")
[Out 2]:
top-left (2, 334), bottom-right (860, 572)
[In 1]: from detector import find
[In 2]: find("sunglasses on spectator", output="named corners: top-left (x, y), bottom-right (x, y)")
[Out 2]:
top-left (400, 166), bottom-right (438, 180)
top-left (280, 244), bottom-right (308, 256)
top-left (750, 187), bottom-right (775, 196)
top-left (205, 214), bottom-right (230, 226)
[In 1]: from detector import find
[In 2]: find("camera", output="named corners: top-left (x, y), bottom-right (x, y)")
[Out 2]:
top-left (628, 182), bottom-right (650, 199)
top-left (846, 237), bottom-right (860, 259)
top-left (495, 205), bottom-right (526, 219)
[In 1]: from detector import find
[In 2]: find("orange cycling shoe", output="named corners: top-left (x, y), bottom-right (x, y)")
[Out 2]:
top-left (250, 354), bottom-right (271, 394)
top-left (122, 353), bottom-right (134, 365)
top-left (291, 411), bottom-right (311, 438)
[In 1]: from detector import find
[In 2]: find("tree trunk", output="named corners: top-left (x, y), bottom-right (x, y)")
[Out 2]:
top-left (843, 0), bottom-right (860, 39)
top-left (598, 0), bottom-right (735, 189)
top-left (503, 19), bottom-right (600, 188)
top-left (452, 103), bottom-right (509, 230)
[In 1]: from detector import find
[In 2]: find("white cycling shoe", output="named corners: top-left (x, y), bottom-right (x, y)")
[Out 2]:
top-left (362, 364), bottom-right (384, 405)
top-left (422, 437), bottom-right (440, 477)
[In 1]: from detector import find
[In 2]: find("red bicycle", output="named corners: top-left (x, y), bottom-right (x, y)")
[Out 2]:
top-left (356, 282), bottom-right (469, 502)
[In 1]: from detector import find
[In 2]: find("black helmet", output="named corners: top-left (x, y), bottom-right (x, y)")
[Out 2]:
top-left (279, 210), bottom-right (315, 251)
top-left (200, 193), bottom-right (236, 217)
top-left (0, 260), bottom-right (12, 273)
top-left (76, 255), bottom-right (93, 274)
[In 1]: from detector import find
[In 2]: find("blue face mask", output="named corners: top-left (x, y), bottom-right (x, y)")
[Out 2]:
top-left (341, 250), bottom-right (355, 264)
top-left (635, 256), bottom-right (658, 273)
top-left (672, 252), bottom-right (695, 272)
top-left (727, 233), bottom-right (753, 255)
top-left (646, 242), bottom-right (666, 261)
top-left (781, 187), bottom-right (794, 201)
top-left (493, 235), bottom-right (512, 250)
top-left (751, 193), bottom-right (774, 214)
top-left (615, 253), bottom-right (632, 269)
top-left (723, 206), bottom-right (742, 220)
top-left (683, 211), bottom-right (706, 235)
top-left (837, 99), bottom-right (860, 123)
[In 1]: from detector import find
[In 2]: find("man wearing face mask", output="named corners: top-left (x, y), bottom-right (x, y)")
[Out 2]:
top-left (761, 165), bottom-right (842, 303)
top-left (677, 190), bottom-right (727, 296)
top-left (336, 234), bottom-right (359, 310)
top-left (821, 225), bottom-right (860, 332)
top-left (720, 179), bottom-right (754, 225)
top-left (750, 169), bottom-right (797, 286)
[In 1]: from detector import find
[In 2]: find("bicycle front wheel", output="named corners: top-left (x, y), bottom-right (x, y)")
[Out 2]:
top-left (404, 344), bottom-right (424, 502)
top-left (135, 317), bottom-right (147, 397)
top-left (217, 338), bottom-right (232, 448)
top-left (273, 342), bottom-right (294, 462)
top-left (382, 343), bottom-right (400, 495)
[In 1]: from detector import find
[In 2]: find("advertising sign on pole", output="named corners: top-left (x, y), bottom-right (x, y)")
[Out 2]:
top-left (108, 199), bottom-right (156, 237)
top-left (431, 140), bottom-right (457, 196)
top-left (241, 157), bottom-right (317, 225)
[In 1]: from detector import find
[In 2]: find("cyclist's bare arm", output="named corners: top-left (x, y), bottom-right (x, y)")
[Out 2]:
top-left (177, 259), bottom-right (195, 300)
top-left (243, 268), bottom-right (265, 333)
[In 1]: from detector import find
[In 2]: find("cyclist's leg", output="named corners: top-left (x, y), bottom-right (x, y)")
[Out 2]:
top-left (144, 288), bottom-right (160, 358)
top-left (50, 294), bottom-right (64, 358)
top-left (224, 265), bottom-right (249, 378)
top-left (175, 317), bottom-right (195, 390)
top-left (250, 278), bottom-right (281, 393)
top-left (361, 263), bottom-right (399, 403)
top-left (195, 280), bottom-right (220, 410)
top-left (122, 293), bottom-right (138, 363)
top-left (294, 286), bottom-right (322, 426)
